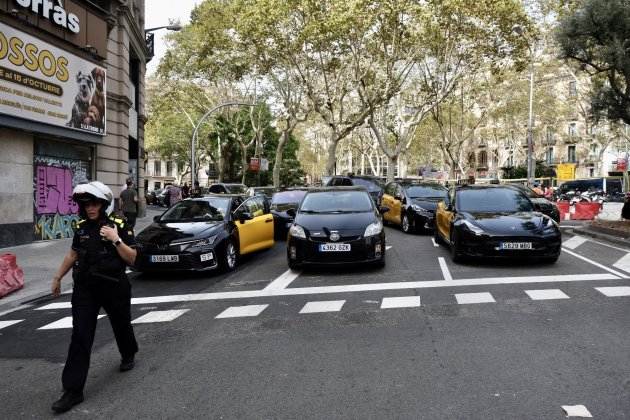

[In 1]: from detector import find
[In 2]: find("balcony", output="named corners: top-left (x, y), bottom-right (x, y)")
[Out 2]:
top-left (564, 135), bottom-right (580, 144)
top-left (542, 137), bottom-right (556, 146)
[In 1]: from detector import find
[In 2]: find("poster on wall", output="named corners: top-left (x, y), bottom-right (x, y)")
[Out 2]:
top-left (0, 22), bottom-right (106, 135)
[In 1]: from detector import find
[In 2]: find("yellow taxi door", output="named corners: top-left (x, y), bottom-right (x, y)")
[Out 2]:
top-left (235, 196), bottom-right (274, 255)
top-left (382, 183), bottom-right (396, 223)
top-left (436, 190), bottom-right (454, 241)
top-left (391, 185), bottom-right (403, 225)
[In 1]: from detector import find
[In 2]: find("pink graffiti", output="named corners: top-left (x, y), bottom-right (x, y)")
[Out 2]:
top-left (36, 165), bottom-right (78, 215)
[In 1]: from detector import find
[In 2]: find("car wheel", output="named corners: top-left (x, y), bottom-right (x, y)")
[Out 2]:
top-left (401, 214), bottom-right (413, 234)
top-left (288, 258), bottom-right (300, 270)
top-left (450, 231), bottom-right (463, 263)
top-left (220, 240), bottom-right (238, 272)
top-left (433, 222), bottom-right (445, 245)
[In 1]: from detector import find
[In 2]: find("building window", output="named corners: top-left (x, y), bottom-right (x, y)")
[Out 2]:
top-left (154, 160), bottom-right (161, 176)
top-left (546, 127), bottom-right (554, 143)
top-left (589, 167), bottom-right (595, 177)
top-left (589, 143), bottom-right (598, 155)
top-left (492, 149), bottom-right (499, 166)
top-left (166, 161), bottom-right (173, 177)
top-left (567, 145), bottom-right (577, 163)
top-left (507, 151), bottom-right (514, 167)
top-left (545, 147), bottom-right (554, 164)
top-left (478, 150), bottom-right (487, 167)
top-left (154, 182), bottom-right (161, 190)
top-left (568, 122), bottom-right (577, 137)
top-left (569, 81), bottom-right (577, 97)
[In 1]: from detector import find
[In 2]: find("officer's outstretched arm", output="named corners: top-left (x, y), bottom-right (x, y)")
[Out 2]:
top-left (52, 250), bottom-right (78, 297)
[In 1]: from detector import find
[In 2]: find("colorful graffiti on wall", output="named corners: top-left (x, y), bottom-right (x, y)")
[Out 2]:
top-left (33, 156), bottom-right (90, 240)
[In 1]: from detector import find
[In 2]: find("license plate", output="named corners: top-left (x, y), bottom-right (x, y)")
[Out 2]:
top-left (150, 255), bottom-right (179, 263)
top-left (500, 242), bottom-right (532, 250)
top-left (319, 243), bottom-right (351, 252)
top-left (200, 252), bottom-right (213, 262)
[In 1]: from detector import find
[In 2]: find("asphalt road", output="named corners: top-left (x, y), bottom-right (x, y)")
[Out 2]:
top-left (1, 225), bottom-right (630, 419)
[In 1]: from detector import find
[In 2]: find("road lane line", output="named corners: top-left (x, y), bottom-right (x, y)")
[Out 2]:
top-left (299, 300), bottom-right (345, 314)
top-left (563, 235), bottom-right (588, 250)
top-left (381, 296), bottom-right (420, 309)
top-left (595, 286), bottom-right (630, 297)
top-left (525, 289), bottom-right (570, 300)
top-left (0, 305), bottom-right (32, 318)
top-left (613, 253), bottom-right (630, 273)
top-left (386, 245), bottom-right (393, 250)
top-left (562, 247), bottom-right (627, 277)
top-left (34, 273), bottom-right (621, 309)
top-left (0, 320), bottom-right (23, 330)
top-left (263, 269), bottom-right (301, 291)
top-left (215, 305), bottom-right (268, 319)
top-left (39, 315), bottom-right (105, 330)
top-left (132, 309), bottom-right (190, 324)
top-left (561, 405), bottom-right (592, 418)
top-left (455, 292), bottom-right (495, 304)
top-left (431, 238), bottom-right (439, 248)
top-left (438, 257), bottom-right (453, 281)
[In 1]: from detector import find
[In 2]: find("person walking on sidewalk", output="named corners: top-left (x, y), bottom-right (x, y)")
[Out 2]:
top-left (119, 179), bottom-right (138, 228)
top-left (50, 181), bottom-right (138, 414)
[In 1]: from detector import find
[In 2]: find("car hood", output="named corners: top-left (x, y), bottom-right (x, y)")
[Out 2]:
top-left (463, 212), bottom-right (546, 234)
top-left (410, 198), bottom-right (442, 211)
top-left (136, 221), bottom-right (223, 244)
top-left (295, 212), bottom-right (376, 236)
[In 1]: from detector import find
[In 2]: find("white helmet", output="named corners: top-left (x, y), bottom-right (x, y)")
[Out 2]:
top-left (72, 181), bottom-right (114, 215)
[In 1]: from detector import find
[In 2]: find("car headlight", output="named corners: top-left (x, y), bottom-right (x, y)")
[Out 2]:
top-left (542, 217), bottom-right (558, 233)
top-left (173, 236), bottom-right (217, 251)
top-left (364, 220), bottom-right (383, 237)
top-left (289, 224), bottom-right (306, 239)
top-left (461, 220), bottom-right (484, 236)
top-left (411, 204), bottom-right (430, 214)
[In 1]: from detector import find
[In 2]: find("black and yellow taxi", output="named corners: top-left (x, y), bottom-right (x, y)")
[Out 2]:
top-left (134, 194), bottom-right (274, 272)
top-left (381, 181), bottom-right (448, 233)
top-left (434, 185), bottom-right (561, 263)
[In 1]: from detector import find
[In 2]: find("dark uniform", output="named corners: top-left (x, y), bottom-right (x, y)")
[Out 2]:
top-left (62, 215), bottom-right (138, 394)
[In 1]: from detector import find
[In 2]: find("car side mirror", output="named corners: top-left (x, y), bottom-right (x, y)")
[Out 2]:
top-left (153, 215), bottom-right (161, 222)
top-left (446, 203), bottom-right (454, 212)
top-left (286, 208), bottom-right (296, 218)
top-left (238, 212), bottom-right (253, 224)
top-left (379, 206), bottom-right (390, 214)
top-left (394, 194), bottom-right (403, 201)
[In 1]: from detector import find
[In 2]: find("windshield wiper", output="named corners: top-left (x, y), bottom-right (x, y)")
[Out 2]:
top-left (299, 210), bottom-right (323, 214)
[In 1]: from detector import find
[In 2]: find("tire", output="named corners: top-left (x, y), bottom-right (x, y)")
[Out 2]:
top-left (401, 214), bottom-right (413, 234)
top-left (220, 240), bottom-right (238, 272)
top-left (450, 231), bottom-right (463, 263)
top-left (288, 258), bottom-right (300, 270)
top-left (433, 222), bottom-right (445, 245)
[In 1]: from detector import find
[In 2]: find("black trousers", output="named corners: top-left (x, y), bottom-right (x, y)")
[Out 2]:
top-left (62, 277), bottom-right (138, 393)
top-left (123, 212), bottom-right (137, 229)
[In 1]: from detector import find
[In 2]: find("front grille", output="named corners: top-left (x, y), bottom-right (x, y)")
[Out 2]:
top-left (309, 235), bottom-right (362, 243)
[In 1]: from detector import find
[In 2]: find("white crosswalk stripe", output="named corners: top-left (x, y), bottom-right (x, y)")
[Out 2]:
top-left (595, 286), bottom-right (630, 297)
top-left (381, 296), bottom-right (420, 309)
top-left (0, 320), bottom-right (23, 330)
top-left (455, 292), bottom-right (495, 304)
top-left (132, 309), bottom-right (189, 324)
top-left (215, 305), bottom-right (268, 319)
top-left (525, 289), bottom-right (570, 300)
top-left (300, 300), bottom-right (345, 314)
top-left (563, 235), bottom-right (588, 250)
top-left (38, 315), bottom-right (106, 330)
top-left (612, 253), bottom-right (630, 273)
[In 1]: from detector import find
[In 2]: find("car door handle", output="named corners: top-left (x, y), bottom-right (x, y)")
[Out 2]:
top-left (265, 218), bottom-right (273, 223)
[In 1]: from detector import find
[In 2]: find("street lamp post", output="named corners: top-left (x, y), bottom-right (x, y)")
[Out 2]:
top-left (190, 102), bottom-right (255, 187)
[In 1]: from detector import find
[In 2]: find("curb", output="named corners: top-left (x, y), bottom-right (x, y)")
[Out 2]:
top-left (0, 284), bottom-right (72, 314)
top-left (572, 226), bottom-right (630, 249)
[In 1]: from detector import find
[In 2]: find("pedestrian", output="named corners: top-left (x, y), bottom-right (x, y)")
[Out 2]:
top-left (191, 180), bottom-right (201, 198)
top-left (532, 182), bottom-right (544, 196)
top-left (119, 178), bottom-right (138, 228)
top-left (622, 193), bottom-right (630, 220)
top-left (182, 182), bottom-right (190, 199)
top-left (169, 183), bottom-right (182, 206)
top-left (163, 184), bottom-right (171, 207)
top-left (50, 181), bottom-right (138, 413)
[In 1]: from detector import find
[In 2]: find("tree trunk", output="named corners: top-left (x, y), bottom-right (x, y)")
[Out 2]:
top-left (273, 130), bottom-right (290, 188)
top-left (387, 155), bottom-right (397, 182)
top-left (325, 135), bottom-right (338, 176)
top-left (241, 145), bottom-right (248, 184)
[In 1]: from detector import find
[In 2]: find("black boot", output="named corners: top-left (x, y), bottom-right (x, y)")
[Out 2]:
top-left (119, 356), bottom-right (135, 372)
top-left (51, 390), bottom-right (84, 413)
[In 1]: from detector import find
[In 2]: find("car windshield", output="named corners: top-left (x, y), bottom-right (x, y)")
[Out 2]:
top-left (351, 178), bottom-right (382, 192)
top-left (272, 190), bottom-right (307, 205)
top-left (300, 191), bottom-right (374, 213)
top-left (457, 188), bottom-right (533, 213)
top-left (159, 198), bottom-right (230, 222)
top-left (227, 185), bottom-right (248, 194)
top-left (405, 185), bottom-right (448, 199)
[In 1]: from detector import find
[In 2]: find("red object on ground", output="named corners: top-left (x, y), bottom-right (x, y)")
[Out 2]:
top-left (556, 201), bottom-right (570, 221)
top-left (0, 253), bottom-right (24, 298)
top-left (572, 202), bottom-right (601, 220)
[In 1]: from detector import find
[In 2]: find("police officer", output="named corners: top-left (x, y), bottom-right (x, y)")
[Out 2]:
top-left (50, 181), bottom-right (138, 413)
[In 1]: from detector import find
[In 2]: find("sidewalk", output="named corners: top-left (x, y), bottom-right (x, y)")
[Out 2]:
top-left (0, 208), bottom-right (162, 313)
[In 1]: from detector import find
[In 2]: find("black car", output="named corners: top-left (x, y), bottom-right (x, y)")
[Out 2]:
top-left (270, 189), bottom-right (308, 240)
top-left (134, 195), bottom-right (275, 272)
top-left (287, 187), bottom-right (386, 268)
top-left (382, 181), bottom-right (448, 233)
top-left (507, 184), bottom-right (560, 223)
top-left (208, 183), bottom-right (249, 194)
top-left (145, 188), bottom-right (162, 205)
top-left (326, 175), bottom-right (384, 205)
top-left (434, 185), bottom-right (561, 263)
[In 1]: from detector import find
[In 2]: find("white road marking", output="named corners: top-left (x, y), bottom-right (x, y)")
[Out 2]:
top-left (0, 320), bottom-right (23, 330)
top-left (381, 296), bottom-right (420, 309)
top-left (264, 269), bottom-right (301, 291)
top-left (595, 286), bottom-right (630, 297)
top-left (299, 300), bottom-right (345, 314)
top-left (563, 235), bottom-right (588, 250)
top-left (34, 273), bottom-right (621, 309)
top-left (0, 304), bottom-right (32, 317)
top-left (132, 309), bottom-right (189, 324)
top-left (386, 246), bottom-right (393, 250)
top-left (561, 405), bottom-right (593, 418)
top-left (39, 315), bottom-right (106, 330)
top-left (35, 302), bottom-right (73, 311)
top-left (525, 289), bottom-right (570, 300)
top-left (215, 305), bottom-right (268, 319)
top-left (612, 253), bottom-right (630, 273)
top-left (438, 257), bottom-right (453, 281)
top-left (562, 248), bottom-right (627, 278)
top-left (431, 238), bottom-right (439, 248)
top-left (455, 292), bottom-right (495, 304)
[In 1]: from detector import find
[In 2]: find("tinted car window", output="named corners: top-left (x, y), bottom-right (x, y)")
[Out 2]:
top-left (405, 185), bottom-right (448, 199)
top-left (385, 183), bottom-right (397, 195)
top-left (301, 191), bottom-right (374, 213)
top-left (209, 185), bottom-right (227, 194)
top-left (457, 188), bottom-right (533, 213)
top-left (271, 190), bottom-right (307, 206)
top-left (242, 196), bottom-right (266, 217)
top-left (351, 178), bottom-right (382, 192)
top-left (227, 184), bottom-right (248, 194)
top-left (160, 198), bottom-right (229, 222)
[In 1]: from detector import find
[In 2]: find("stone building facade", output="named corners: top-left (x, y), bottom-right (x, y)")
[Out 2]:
top-left (0, 0), bottom-right (148, 247)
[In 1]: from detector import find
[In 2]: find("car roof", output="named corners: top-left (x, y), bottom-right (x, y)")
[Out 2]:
top-left (306, 186), bottom-right (368, 193)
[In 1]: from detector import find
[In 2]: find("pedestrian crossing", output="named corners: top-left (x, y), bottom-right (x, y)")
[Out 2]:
top-left (1, 285), bottom-right (629, 332)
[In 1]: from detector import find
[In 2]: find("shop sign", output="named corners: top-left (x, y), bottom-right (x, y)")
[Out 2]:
top-left (0, 22), bottom-right (106, 135)
top-left (260, 158), bottom-right (269, 171)
top-left (617, 158), bottom-right (627, 171)
top-left (14, 0), bottom-right (81, 34)
top-left (557, 163), bottom-right (576, 181)
top-left (249, 157), bottom-right (260, 172)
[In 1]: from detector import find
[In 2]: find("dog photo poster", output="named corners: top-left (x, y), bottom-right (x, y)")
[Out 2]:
top-left (0, 22), bottom-right (106, 135)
